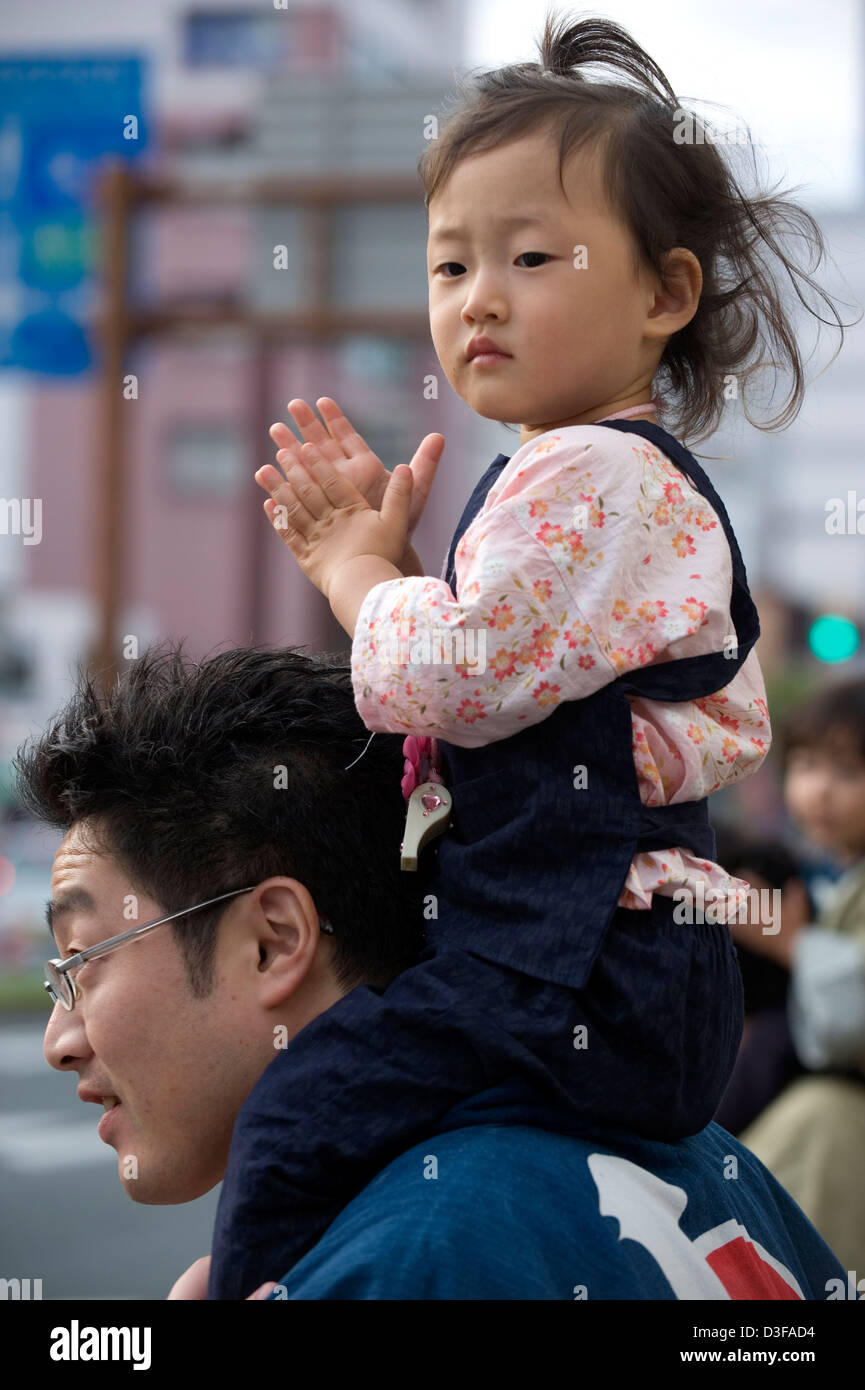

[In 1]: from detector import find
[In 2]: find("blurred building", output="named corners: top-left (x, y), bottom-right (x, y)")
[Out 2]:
top-left (2, 0), bottom-right (518, 757)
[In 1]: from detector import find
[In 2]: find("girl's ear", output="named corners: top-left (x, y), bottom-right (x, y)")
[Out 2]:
top-left (645, 248), bottom-right (702, 336)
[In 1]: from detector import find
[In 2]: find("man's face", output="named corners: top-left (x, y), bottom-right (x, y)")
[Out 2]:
top-left (426, 129), bottom-right (669, 448)
top-left (43, 821), bottom-right (341, 1204)
top-left (784, 727), bottom-right (865, 863)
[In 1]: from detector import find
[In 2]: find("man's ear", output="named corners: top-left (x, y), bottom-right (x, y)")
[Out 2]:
top-left (248, 878), bottom-right (323, 1010)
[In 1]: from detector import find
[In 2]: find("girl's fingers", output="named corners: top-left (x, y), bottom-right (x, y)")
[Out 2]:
top-left (263, 498), bottom-right (286, 529)
top-left (286, 398), bottom-right (348, 465)
top-left (256, 467), bottom-right (317, 537)
top-left (259, 442), bottom-right (363, 532)
top-left (315, 397), bottom-right (374, 459)
top-left (380, 465), bottom-right (413, 533)
top-left (297, 443), bottom-right (367, 512)
top-left (406, 434), bottom-right (444, 529)
top-left (255, 463), bottom-right (287, 495)
top-left (268, 422), bottom-right (296, 452)
top-left (269, 424), bottom-right (306, 480)
top-left (263, 498), bottom-right (306, 555)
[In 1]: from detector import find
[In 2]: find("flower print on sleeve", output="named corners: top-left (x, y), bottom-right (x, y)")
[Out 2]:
top-left (351, 425), bottom-right (739, 749)
top-left (489, 425), bottom-right (736, 672)
top-left (350, 503), bottom-right (618, 748)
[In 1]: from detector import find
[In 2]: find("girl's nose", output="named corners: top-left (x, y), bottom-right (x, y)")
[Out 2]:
top-left (460, 272), bottom-right (507, 323)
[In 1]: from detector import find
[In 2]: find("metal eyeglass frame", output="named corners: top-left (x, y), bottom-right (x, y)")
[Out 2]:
top-left (44, 885), bottom-right (335, 1011)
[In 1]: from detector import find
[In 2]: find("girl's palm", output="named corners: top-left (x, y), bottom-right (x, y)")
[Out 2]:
top-left (268, 397), bottom-right (442, 540)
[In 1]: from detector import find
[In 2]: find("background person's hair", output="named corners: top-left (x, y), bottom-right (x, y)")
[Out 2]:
top-left (14, 642), bottom-right (430, 995)
top-left (779, 675), bottom-right (865, 769)
top-left (419, 8), bottom-right (854, 447)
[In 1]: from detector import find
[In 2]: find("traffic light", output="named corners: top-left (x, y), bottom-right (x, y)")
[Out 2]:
top-left (806, 613), bottom-right (860, 663)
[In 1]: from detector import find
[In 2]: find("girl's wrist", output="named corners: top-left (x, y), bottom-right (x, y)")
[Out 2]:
top-left (328, 555), bottom-right (403, 638)
top-left (400, 543), bottom-right (426, 577)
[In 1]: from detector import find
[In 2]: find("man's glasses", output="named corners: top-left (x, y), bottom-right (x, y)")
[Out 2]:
top-left (44, 887), bottom-right (335, 1011)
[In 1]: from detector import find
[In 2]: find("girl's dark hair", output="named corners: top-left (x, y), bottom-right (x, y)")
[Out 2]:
top-left (779, 676), bottom-right (865, 767)
top-left (419, 9), bottom-right (856, 447)
top-left (14, 642), bottom-right (430, 996)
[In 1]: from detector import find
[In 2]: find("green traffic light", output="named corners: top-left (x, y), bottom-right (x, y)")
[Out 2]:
top-left (807, 614), bottom-right (860, 662)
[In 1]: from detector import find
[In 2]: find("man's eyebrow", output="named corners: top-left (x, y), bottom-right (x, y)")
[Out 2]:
top-left (428, 212), bottom-right (553, 243)
top-left (45, 888), bottom-right (97, 943)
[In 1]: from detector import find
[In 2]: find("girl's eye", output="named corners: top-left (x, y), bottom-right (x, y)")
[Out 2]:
top-left (435, 253), bottom-right (550, 276)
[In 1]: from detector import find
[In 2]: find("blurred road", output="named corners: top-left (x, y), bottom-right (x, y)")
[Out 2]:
top-left (0, 1014), bottom-right (219, 1299)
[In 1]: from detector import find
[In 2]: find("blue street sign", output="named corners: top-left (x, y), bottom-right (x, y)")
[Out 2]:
top-left (0, 55), bottom-right (148, 374)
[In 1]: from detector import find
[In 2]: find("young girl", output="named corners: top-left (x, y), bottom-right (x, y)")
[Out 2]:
top-left (208, 12), bottom-right (846, 1299)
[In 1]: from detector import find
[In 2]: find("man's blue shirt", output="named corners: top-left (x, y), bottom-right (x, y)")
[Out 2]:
top-left (266, 1121), bottom-right (846, 1300)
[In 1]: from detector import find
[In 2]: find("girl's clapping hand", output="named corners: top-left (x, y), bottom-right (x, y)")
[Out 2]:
top-left (268, 397), bottom-right (443, 576)
top-left (255, 442), bottom-right (414, 602)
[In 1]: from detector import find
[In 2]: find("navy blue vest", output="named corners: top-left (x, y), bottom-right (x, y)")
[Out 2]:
top-left (427, 419), bottom-right (760, 990)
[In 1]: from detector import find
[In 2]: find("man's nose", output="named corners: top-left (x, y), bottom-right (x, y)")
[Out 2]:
top-left (43, 1000), bottom-right (91, 1072)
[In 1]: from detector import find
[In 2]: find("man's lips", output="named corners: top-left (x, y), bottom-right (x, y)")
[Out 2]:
top-left (97, 1101), bottom-right (123, 1144)
top-left (78, 1085), bottom-right (123, 1142)
top-left (78, 1085), bottom-right (121, 1107)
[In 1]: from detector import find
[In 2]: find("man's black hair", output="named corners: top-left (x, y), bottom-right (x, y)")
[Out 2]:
top-left (14, 642), bottom-right (429, 995)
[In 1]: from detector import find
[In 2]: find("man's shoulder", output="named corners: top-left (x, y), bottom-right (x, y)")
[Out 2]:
top-left (269, 1122), bottom-right (845, 1301)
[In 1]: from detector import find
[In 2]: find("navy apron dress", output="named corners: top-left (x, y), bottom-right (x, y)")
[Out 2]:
top-left (208, 418), bottom-right (752, 1299)
top-left (431, 417), bottom-right (759, 988)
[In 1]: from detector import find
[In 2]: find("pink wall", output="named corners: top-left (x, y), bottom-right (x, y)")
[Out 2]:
top-left (25, 203), bottom-right (471, 660)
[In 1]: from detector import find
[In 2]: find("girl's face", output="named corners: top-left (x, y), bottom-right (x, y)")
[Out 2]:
top-left (426, 129), bottom-right (697, 449)
top-left (783, 727), bottom-right (865, 863)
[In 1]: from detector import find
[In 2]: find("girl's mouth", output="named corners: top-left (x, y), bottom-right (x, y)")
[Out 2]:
top-left (469, 352), bottom-right (512, 366)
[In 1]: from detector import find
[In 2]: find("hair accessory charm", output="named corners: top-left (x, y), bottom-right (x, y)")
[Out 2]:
top-left (399, 735), bottom-right (452, 871)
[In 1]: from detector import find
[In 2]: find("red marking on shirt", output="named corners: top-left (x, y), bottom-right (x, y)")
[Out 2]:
top-left (706, 1239), bottom-right (801, 1300)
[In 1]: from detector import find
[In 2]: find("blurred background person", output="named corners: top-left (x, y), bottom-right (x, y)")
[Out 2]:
top-left (712, 833), bottom-right (811, 1137)
top-left (733, 678), bottom-right (865, 1275)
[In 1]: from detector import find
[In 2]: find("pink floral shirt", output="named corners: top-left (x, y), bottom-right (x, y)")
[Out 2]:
top-left (351, 424), bottom-right (771, 914)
